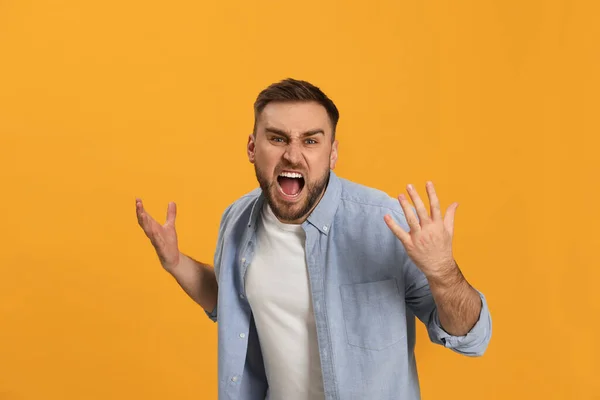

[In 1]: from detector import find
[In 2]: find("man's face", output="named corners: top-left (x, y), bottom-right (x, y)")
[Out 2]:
top-left (247, 101), bottom-right (338, 224)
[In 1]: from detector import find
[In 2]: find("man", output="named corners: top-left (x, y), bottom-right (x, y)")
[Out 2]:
top-left (136, 78), bottom-right (492, 399)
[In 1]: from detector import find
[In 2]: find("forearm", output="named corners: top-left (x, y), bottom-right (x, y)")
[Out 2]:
top-left (167, 252), bottom-right (218, 313)
top-left (427, 261), bottom-right (482, 336)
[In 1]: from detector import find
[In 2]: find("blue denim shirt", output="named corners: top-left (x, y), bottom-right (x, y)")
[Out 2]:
top-left (206, 170), bottom-right (492, 399)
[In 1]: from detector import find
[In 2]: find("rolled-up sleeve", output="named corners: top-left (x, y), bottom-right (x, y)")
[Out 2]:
top-left (396, 203), bottom-right (493, 357)
top-left (402, 247), bottom-right (492, 357)
top-left (427, 290), bottom-right (492, 357)
top-left (205, 305), bottom-right (218, 322)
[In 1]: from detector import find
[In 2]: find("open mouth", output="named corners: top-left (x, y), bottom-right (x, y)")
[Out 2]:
top-left (276, 171), bottom-right (305, 198)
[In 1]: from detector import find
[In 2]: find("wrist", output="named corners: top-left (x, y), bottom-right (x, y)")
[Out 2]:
top-left (425, 259), bottom-right (465, 290)
top-left (163, 252), bottom-right (184, 274)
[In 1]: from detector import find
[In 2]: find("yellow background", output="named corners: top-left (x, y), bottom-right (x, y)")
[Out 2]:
top-left (1, 0), bottom-right (598, 399)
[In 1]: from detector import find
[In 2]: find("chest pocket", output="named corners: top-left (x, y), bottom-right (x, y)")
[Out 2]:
top-left (340, 278), bottom-right (407, 351)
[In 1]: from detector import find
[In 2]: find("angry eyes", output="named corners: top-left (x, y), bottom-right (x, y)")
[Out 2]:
top-left (270, 136), bottom-right (318, 145)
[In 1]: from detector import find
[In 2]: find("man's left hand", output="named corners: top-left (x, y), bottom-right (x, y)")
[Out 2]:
top-left (384, 181), bottom-right (459, 280)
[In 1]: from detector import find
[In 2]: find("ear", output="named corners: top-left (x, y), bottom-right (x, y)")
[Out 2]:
top-left (247, 134), bottom-right (256, 164)
top-left (330, 140), bottom-right (339, 169)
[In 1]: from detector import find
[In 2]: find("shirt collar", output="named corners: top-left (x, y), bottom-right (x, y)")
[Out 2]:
top-left (247, 191), bottom-right (265, 229)
top-left (246, 169), bottom-right (342, 235)
top-left (305, 170), bottom-right (341, 235)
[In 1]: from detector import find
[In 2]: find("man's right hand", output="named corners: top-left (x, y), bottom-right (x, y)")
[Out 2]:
top-left (135, 197), bottom-right (218, 312)
top-left (136, 198), bottom-right (181, 272)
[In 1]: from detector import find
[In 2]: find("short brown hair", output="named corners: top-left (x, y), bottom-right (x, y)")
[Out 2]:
top-left (253, 78), bottom-right (340, 140)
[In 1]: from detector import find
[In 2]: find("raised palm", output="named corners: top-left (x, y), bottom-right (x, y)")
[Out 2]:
top-left (136, 198), bottom-right (180, 271)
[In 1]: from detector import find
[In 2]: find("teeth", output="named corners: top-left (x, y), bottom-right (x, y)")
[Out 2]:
top-left (279, 172), bottom-right (303, 179)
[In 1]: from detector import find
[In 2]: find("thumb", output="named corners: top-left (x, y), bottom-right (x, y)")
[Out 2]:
top-left (166, 202), bottom-right (177, 226)
top-left (444, 202), bottom-right (458, 237)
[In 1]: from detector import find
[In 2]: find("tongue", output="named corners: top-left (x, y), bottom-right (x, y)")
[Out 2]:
top-left (279, 177), bottom-right (301, 196)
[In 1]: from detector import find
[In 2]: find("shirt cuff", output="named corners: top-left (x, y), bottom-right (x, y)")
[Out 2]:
top-left (430, 290), bottom-right (492, 357)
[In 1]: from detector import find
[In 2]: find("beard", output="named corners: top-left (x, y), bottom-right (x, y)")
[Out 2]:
top-left (254, 163), bottom-right (330, 223)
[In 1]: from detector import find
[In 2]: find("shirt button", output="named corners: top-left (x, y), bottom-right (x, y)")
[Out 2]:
top-left (323, 226), bottom-right (328, 231)
top-left (241, 258), bottom-right (246, 264)
top-left (239, 333), bottom-right (246, 338)
top-left (231, 376), bottom-right (238, 383)
top-left (239, 293), bottom-right (245, 299)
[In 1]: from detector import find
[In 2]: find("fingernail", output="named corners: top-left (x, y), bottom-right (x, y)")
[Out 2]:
top-left (407, 184), bottom-right (413, 190)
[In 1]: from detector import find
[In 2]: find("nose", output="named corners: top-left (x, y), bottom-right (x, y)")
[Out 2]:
top-left (283, 141), bottom-right (302, 165)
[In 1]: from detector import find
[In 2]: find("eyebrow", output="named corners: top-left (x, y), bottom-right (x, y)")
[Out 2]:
top-left (264, 127), bottom-right (325, 138)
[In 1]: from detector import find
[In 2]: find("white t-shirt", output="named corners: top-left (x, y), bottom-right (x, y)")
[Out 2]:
top-left (244, 202), bottom-right (325, 400)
